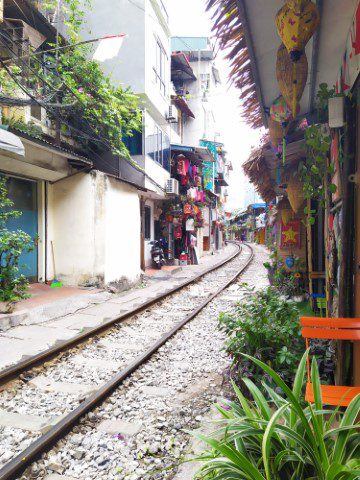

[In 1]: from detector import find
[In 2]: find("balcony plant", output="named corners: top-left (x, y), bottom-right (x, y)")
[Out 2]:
top-left (191, 353), bottom-right (360, 480)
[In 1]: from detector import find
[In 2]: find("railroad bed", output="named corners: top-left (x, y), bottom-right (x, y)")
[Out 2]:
top-left (0, 243), bottom-right (254, 480)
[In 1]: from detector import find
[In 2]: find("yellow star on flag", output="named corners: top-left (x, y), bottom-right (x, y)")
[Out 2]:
top-left (283, 227), bottom-right (298, 243)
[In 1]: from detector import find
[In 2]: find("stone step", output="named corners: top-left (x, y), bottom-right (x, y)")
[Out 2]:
top-left (97, 419), bottom-right (142, 436)
top-left (29, 376), bottom-right (100, 396)
top-left (0, 409), bottom-right (59, 433)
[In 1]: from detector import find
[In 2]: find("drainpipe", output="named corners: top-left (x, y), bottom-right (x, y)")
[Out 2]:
top-left (44, 181), bottom-right (48, 283)
top-left (308, 0), bottom-right (323, 115)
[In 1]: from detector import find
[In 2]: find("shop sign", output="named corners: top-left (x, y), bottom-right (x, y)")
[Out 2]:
top-left (336, 1), bottom-right (360, 93)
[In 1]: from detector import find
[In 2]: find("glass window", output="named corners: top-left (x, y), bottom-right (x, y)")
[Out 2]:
top-left (200, 73), bottom-right (210, 92)
top-left (154, 38), bottom-right (167, 95)
top-left (145, 118), bottom-right (170, 171)
top-left (123, 129), bottom-right (143, 156)
top-left (144, 205), bottom-right (151, 240)
top-left (30, 105), bottom-right (42, 121)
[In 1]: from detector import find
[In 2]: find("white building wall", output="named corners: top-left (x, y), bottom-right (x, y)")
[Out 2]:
top-left (81, 0), bottom-right (146, 94)
top-left (48, 172), bottom-right (103, 286)
top-left (182, 60), bottom-right (218, 146)
top-left (105, 177), bottom-right (141, 284)
top-left (48, 171), bottom-right (142, 287)
top-left (144, 0), bottom-right (171, 123)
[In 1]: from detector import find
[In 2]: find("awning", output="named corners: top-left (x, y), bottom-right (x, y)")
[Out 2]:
top-left (216, 175), bottom-right (229, 187)
top-left (171, 95), bottom-right (195, 118)
top-left (171, 144), bottom-right (216, 165)
top-left (6, 19), bottom-right (46, 49)
top-left (171, 52), bottom-right (197, 81)
top-left (194, 146), bottom-right (216, 163)
top-left (0, 128), bottom-right (25, 156)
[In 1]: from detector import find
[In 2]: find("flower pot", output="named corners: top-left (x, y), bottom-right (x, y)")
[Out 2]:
top-left (292, 295), bottom-right (305, 303)
top-left (0, 301), bottom-right (15, 314)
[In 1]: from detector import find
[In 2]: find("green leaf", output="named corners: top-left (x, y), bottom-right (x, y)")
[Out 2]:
top-left (333, 394), bottom-right (360, 464)
top-left (262, 403), bottom-right (289, 479)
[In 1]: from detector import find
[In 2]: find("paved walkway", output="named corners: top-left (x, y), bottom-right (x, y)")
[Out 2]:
top-left (0, 245), bottom-right (241, 371)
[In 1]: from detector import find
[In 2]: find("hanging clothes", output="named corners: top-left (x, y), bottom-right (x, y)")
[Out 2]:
top-left (184, 203), bottom-right (192, 215)
top-left (174, 225), bottom-right (183, 239)
top-left (186, 217), bottom-right (195, 231)
top-left (177, 158), bottom-right (186, 176)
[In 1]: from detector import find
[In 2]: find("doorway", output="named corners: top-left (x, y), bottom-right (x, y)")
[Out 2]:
top-left (4, 175), bottom-right (38, 282)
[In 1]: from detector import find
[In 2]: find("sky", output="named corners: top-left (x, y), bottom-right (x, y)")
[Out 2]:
top-left (166, 0), bottom-right (263, 211)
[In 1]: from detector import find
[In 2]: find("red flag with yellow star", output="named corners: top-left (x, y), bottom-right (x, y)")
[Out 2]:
top-left (281, 220), bottom-right (300, 248)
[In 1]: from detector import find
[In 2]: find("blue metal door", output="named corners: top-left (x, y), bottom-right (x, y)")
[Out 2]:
top-left (5, 176), bottom-right (38, 282)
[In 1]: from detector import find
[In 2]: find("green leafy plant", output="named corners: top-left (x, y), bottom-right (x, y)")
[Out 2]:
top-left (192, 353), bottom-right (360, 480)
top-left (316, 82), bottom-right (336, 123)
top-left (298, 83), bottom-right (341, 225)
top-left (1, 0), bottom-right (142, 163)
top-left (0, 177), bottom-right (34, 310)
top-left (219, 287), bottom-right (304, 388)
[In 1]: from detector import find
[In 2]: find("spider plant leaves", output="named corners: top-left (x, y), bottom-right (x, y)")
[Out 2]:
top-left (262, 403), bottom-right (290, 479)
top-left (192, 432), bottom-right (267, 480)
top-left (333, 394), bottom-right (360, 464)
top-left (191, 355), bottom-right (359, 480)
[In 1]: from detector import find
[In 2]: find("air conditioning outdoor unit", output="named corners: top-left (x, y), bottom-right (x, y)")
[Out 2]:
top-left (165, 178), bottom-right (179, 195)
top-left (167, 105), bottom-right (178, 123)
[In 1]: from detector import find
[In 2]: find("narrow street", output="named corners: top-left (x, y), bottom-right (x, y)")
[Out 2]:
top-left (0, 244), bottom-right (267, 479)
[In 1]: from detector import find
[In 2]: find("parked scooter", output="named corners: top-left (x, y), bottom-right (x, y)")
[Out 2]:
top-left (150, 240), bottom-right (166, 269)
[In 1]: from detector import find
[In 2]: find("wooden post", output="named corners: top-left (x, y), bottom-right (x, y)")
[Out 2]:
top-left (0, 0), bottom-right (3, 23)
top-left (324, 156), bottom-right (330, 318)
top-left (307, 199), bottom-right (313, 300)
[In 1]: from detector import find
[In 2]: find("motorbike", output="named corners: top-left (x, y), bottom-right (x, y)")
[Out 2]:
top-left (149, 240), bottom-right (166, 269)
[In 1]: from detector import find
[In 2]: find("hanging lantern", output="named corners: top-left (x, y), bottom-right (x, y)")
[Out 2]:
top-left (276, 1), bottom-right (320, 118)
top-left (276, 43), bottom-right (308, 113)
top-left (268, 117), bottom-right (291, 152)
top-left (269, 117), bottom-right (283, 149)
top-left (287, 177), bottom-right (305, 213)
top-left (285, 0), bottom-right (310, 14)
top-left (270, 96), bottom-right (293, 165)
top-left (276, 2), bottom-right (320, 62)
top-left (270, 96), bottom-right (292, 126)
top-left (277, 198), bottom-right (294, 226)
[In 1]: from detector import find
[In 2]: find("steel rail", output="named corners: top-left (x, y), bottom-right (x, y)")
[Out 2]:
top-left (0, 242), bottom-right (242, 386)
top-left (0, 243), bottom-right (254, 480)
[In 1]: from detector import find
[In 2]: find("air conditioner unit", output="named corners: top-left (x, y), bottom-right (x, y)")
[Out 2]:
top-left (165, 178), bottom-right (179, 195)
top-left (167, 105), bottom-right (178, 123)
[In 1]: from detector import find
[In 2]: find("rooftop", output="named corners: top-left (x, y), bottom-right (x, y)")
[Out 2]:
top-left (171, 36), bottom-right (214, 61)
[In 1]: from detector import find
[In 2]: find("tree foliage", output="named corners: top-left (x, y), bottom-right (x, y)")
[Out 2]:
top-left (0, 177), bottom-right (34, 307)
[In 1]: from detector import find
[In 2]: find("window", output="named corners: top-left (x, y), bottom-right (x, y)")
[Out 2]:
top-left (145, 119), bottom-right (170, 171)
top-left (144, 205), bottom-right (151, 241)
top-left (123, 129), bottom-right (143, 156)
top-left (30, 104), bottom-right (42, 121)
top-left (200, 73), bottom-right (210, 92)
top-left (154, 38), bottom-right (167, 95)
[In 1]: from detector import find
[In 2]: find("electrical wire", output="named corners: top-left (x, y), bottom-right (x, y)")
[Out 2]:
top-left (0, 30), bottom-right (166, 191)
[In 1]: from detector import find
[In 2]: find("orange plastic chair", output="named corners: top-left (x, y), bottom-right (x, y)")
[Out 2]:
top-left (300, 317), bottom-right (360, 406)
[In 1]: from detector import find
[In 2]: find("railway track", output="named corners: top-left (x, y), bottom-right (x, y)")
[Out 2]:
top-left (0, 242), bottom-right (254, 480)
